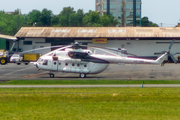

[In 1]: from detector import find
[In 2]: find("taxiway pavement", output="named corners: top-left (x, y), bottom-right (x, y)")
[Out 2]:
top-left (0, 63), bottom-right (180, 80)
top-left (1, 84), bottom-right (180, 88)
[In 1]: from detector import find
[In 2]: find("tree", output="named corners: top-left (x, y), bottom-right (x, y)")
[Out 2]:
top-left (82, 11), bottom-right (119, 27)
top-left (59, 7), bottom-right (75, 26)
top-left (0, 6), bottom-right (122, 35)
top-left (27, 10), bottom-right (42, 26)
top-left (141, 17), bottom-right (158, 27)
top-left (40, 9), bottom-right (53, 26)
top-left (51, 15), bottom-right (61, 26)
top-left (0, 11), bottom-right (26, 35)
top-left (69, 9), bottom-right (84, 27)
top-left (107, 14), bottom-right (119, 26)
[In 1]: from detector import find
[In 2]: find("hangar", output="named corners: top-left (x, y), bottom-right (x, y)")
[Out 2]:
top-left (2, 27), bottom-right (180, 62)
top-left (0, 34), bottom-right (17, 51)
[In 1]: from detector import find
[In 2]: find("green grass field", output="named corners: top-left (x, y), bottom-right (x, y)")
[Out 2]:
top-left (0, 88), bottom-right (180, 120)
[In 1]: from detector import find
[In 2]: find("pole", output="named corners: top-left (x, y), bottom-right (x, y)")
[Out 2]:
top-left (133, 0), bottom-right (136, 27)
top-left (121, 0), bottom-right (126, 27)
top-left (18, 9), bottom-right (20, 30)
top-left (107, 0), bottom-right (110, 15)
top-left (140, 0), bottom-right (142, 27)
top-left (18, 9), bottom-right (21, 51)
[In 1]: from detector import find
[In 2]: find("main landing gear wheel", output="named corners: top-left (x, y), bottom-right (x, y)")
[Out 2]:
top-left (79, 73), bottom-right (86, 78)
top-left (50, 73), bottom-right (54, 78)
top-left (0, 58), bottom-right (7, 65)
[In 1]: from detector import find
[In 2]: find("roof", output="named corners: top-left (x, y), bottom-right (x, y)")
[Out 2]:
top-left (15, 27), bottom-right (180, 38)
top-left (0, 34), bottom-right (17, 40)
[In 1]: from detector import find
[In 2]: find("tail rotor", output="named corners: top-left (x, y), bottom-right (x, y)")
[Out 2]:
top-left (168, 40), bottom-right (177, 64)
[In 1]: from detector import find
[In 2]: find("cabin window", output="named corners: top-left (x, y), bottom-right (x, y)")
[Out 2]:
top-left (54, 62), bottom-right (56, 65)
top-left (65, 63), bottom-right (68, 66)
top-left (43, 60), bottom-right (48, 65)
top-left (84, 65), bottom-right (87, 67)
top-left (72, 63), bottom-right (75, 66)
top-left (77, 64), bottom-right (80, 67)
top-left (59, 62), bottom-right (61, 65)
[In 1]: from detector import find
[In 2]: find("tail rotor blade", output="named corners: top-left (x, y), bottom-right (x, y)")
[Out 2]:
top-left (169, 40), bottom-right (175, 50)
top-left (170, 54), bottom-right (177, 64)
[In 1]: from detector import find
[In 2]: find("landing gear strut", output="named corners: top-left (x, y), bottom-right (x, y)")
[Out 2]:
top-left (49, 73), bottom-right (54, 78)
top-left (79, 73), bottom-right (86, 78)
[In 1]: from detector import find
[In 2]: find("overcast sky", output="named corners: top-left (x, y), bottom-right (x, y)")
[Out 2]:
top-left (1, 0), bottom-right (180, 27)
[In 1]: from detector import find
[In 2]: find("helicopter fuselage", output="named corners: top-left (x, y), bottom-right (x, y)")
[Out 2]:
top-left (36, 49), bottom-right (109, 75)
top-left (35, 44), bottom-right (169, 78)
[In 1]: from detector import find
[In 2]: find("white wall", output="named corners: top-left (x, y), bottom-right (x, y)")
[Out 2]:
top-left (9, 38), bottom-right (51, 55)
top-left (23, 38), bottom-right (51, 55)
top-left (89, 40), bottom-right (180, 57)
top-left (10, 38), bottom-right (180, 59)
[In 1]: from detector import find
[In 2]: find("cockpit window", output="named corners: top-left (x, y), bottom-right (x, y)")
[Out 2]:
top-left (37, 58), bottom-right (43, 65)
top-left (43, 60), bottom-right (48, 65)
top-left (37, 58), bottom-right (42, 62)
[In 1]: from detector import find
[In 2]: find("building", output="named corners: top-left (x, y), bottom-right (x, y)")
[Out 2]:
top-left (2, 27), bottom-right (176, 62)
top-left (95, 0), bottom-right (142, 26)
top-left (0, 34), bottom-right (17, 50)
top-left (1, 27), bottom-right (180, 62)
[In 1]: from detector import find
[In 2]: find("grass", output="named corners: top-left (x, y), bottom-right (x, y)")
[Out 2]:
top-left (0, 88), bottom-right (180, 120)
top-left (1, 80), bottom-right (180, 85)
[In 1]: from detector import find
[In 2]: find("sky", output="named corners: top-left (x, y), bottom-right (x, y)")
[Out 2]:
top-left (1, 0), bottom-right (180, 27)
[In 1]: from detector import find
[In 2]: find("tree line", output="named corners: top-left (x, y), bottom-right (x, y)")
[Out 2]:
top-left (0, 7), bottom-right (158, 36)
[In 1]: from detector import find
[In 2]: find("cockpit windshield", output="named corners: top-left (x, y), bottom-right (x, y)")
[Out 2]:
top-left (37, 58), bottom-right (43, 64)
top-left (37, 58), bottom-right (48, 65)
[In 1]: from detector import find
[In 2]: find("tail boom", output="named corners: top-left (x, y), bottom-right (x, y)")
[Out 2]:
top-left (121, 52), bottom-right (168, 65)
top-left (154, 52), bottom-right (168, 64)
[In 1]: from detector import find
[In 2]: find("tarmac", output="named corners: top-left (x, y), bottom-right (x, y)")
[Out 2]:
top-left (1, 84), bottom-right (180, 88)
top-left (0, 63), bottom-right (180, 80)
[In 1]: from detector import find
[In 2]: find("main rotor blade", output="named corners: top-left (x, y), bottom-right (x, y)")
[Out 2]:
top-left (20, 45), bottom-right (64, 53)
top-left (21, 42), bottom-right (83, 54)
top-left (80, 44), bottom-right (137, 56)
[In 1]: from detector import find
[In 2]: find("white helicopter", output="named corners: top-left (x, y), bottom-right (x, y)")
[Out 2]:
top-left (34, 41), bottom-right (176, 78)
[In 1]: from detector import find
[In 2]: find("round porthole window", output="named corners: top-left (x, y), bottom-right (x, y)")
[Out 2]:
top-left (84, 65), bottom-right (87, 67)
top-left (65, 63), bottom-right (68, 66)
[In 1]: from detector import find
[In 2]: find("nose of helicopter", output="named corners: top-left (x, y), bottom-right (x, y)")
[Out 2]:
top-left (36, 64), bottom-right (39, 69)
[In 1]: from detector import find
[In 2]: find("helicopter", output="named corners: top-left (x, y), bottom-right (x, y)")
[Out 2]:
top-left (34, 41), bottom-right (176, 78)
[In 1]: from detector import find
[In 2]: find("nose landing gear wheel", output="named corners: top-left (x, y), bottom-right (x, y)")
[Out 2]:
top-left (79, 73), bottom-right (86, 78)
top-left (50, 73), bottom-right (54, 78)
